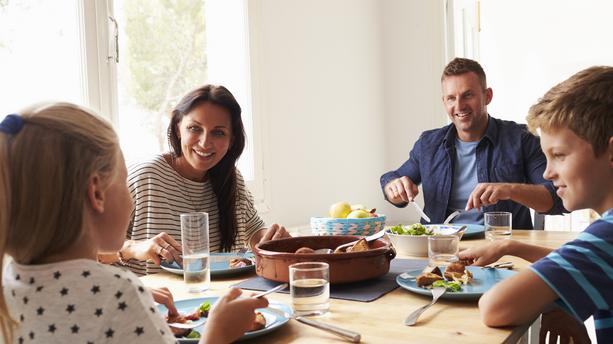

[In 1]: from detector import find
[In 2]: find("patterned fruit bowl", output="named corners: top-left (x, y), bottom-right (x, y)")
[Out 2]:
top-left (310, 215), bottom-right (386, 236)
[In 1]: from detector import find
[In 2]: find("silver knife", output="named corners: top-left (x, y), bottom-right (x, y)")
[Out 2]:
top-left (410, 201), bottom-right (431, 223)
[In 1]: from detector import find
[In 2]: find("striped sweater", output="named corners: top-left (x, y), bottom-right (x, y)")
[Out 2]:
top-left (125, 154), bottom-right (265, 275)
top-left (530, 209), bottom-right (613, 342)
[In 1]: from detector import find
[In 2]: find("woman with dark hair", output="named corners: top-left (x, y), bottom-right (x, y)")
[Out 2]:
top-left (99, 85), bottom-right (290, 275)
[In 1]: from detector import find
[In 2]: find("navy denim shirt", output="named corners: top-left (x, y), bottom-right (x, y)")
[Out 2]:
top-left (380, 116), bottom-right (566, 229)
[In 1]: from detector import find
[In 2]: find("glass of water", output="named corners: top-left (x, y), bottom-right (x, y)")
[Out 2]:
top-left (485, 211), bottom-right (512, 241)
top-left (428, 235), bottom-right (459, 267)
top-left (180, 212), bottom-right (210, 293)
top-left (289, 262), bottom-right (330, 316)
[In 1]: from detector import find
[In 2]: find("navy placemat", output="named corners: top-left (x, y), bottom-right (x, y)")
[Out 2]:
top-left (233, 258), bottom-right (427, 302)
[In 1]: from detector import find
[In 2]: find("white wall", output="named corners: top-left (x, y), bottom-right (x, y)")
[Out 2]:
top-left (380, 0), bottom-right (447, 225)
top-left (249, 0), bottom-right (447, 229)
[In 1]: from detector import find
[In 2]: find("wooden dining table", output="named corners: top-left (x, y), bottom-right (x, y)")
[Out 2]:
top-left (140, 230), bottom-right (578, 344)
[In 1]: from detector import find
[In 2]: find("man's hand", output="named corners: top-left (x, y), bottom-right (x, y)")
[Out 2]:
top-left (384, 176), bottom-right (419, 205)
top-left (466, 183), bottom-right (513, 210)
top-left (540, 308), bottom-right (591, 344)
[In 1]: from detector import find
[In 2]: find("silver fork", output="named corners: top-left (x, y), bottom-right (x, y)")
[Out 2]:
top-left (404, 287), bottom-right (446, 326)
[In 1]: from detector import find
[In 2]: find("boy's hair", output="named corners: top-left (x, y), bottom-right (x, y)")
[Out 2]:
top-left (527, 66), bottom-right (613, 156)
top-left (0, 102), bottom-right (119, 342)
top-left (441, 57), bottom-right (488, 91)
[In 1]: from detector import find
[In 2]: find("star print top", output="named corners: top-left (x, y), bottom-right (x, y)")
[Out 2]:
top-left (3, 259), bottom-right (176, 344)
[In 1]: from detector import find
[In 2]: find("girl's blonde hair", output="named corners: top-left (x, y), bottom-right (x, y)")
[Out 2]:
top-left (0, 102), bottom-right (119, 343)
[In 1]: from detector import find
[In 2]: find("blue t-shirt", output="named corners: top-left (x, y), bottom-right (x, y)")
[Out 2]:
top-left (530, 209), bottom-right (613, 343)
top-left (449, 138), bottom-right (483, 224)
top-left (380, 116), bottom-right (566, 228)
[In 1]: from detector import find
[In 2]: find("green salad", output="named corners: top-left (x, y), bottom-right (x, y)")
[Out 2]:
top-left (432, 280), bottom-right (462, 292)
top-left (389, 223), bottom-right (433, 236)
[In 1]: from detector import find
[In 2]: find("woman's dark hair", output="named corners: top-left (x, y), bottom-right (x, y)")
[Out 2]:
top-left (168, 85), bottom-right (246, 251)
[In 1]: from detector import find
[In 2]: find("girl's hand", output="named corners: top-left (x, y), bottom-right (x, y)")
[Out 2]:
top-left (150, 287), bottom-right (178, 316)
top-left (124, 232), bottom-right (182, 265)
top-left (200, 288), bottom-right (269, 344)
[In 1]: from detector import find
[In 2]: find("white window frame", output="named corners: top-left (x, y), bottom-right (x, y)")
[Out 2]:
top-left (78, 0), bottom-right (269, 212)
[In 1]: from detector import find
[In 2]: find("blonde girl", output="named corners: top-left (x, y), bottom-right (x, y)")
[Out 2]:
top-left (0, 103), bottom-right (266, 344)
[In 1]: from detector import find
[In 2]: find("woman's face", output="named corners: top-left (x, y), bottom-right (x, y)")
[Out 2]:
top-left (176, 102), bottom-right (233, 180)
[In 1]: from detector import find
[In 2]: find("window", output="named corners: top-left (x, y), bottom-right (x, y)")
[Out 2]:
top-left (1, 0), bottom-right (262, 202)
top-left (0, 0), bottom-right (85, 117)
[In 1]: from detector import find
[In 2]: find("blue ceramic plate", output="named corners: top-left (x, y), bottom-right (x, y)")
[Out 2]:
top-left (160, 252), bottom-right (255, 277)
top-left (396, 266), bottom-right (516, 300)
top-left (159, 297), bottom-right (291, 343)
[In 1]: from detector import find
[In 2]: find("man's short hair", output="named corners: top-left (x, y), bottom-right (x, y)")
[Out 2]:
top-left (527, 66), bottom-right (613, 157)
top-left (441, 57), bottom-right (487, 90)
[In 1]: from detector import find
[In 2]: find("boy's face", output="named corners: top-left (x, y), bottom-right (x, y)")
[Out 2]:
top-left (540, 127), bottom-right (613, 214)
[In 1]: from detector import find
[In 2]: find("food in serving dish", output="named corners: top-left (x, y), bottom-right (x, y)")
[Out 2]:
top-left (387, 224), bottom-right (465, 256)
top-left (329, 201), bottom-right (380, 218)
top-left (389, 223), bottom-right (433, 236)
top-left (229, 257), bottom-right (253, 268)
top-left (415, 261), bottom-right (473, 291)
top-left (294, 247), bottom-right (316, 254)
top-left (292, 238), bottom-right (372, 254)
top-left (254, 235), bottom-right (395, 284)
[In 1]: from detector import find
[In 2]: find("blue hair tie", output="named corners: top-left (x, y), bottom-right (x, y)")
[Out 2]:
top-left (0, 114), bottom-right (24, 134)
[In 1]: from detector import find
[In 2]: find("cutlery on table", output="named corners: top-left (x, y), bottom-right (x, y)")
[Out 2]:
top-left (404, 287), bottom-right (446, 326)
top-left (332, 229), bottom-right (387, 252)
top-left (443, 210), bottom-right (461, 224)
top-left (268, 308), bottom-right (361, 343)
top-left (481, 261), bottom-right (514, 269)
top-left (253, 283), bottom-right (288, 298)
top-left (167, 317), bottom-right (207, 330)
top-left (410, 201), bottom-right (431, 223)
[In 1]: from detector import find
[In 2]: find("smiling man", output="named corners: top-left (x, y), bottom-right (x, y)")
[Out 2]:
top-left (380, 58), bottom-right (565, 228)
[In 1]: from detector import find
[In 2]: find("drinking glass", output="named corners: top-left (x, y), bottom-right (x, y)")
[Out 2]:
top-left (180, 212), bottom-right (210, 293)
top-left (428, 235), bottom-right (459, 267)
top-left (485, 211), bottom-right (512, 241)
top-left (289, 262), bottom-right (330, 316)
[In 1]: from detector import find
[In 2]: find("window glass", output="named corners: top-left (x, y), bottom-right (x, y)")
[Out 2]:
top-left (0, 0), bottom-right (84, 118)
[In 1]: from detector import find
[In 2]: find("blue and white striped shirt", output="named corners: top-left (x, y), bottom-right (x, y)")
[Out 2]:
top-left (530, 209), bottom-right (613, 343)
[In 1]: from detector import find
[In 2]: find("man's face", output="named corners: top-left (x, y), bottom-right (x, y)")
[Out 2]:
top-left (540, 127), bottom-right (613, 213)
top-left (442, 72), bottom-right (492, 141)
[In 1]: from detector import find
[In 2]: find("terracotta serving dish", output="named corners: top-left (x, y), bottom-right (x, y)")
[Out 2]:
top-left (253, 235), bottom-right (396, 284)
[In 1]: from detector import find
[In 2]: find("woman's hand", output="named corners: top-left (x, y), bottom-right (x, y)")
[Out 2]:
top-left (458, 240), bottom-right (509, 266)
top-left (150, 287), bottom-right (178, 316)
top-left (200, 288), bottom-right (269, 344)
top-left (259, 224), bottom-right (291, 243)
top-left (123, 232), bottom-right (182, 265)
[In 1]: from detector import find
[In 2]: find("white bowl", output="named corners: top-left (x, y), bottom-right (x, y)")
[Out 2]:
top-left (386, 224), bottom-right (465, 257)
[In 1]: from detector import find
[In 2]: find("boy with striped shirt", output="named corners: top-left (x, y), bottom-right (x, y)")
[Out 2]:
top-left (459, 66), bottom-right (613, 343)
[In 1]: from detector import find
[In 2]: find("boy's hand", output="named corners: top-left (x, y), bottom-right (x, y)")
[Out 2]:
top-left (458, 241), bottom-right (508, 266)
top-left (540, 308), bottom-right (591, 344)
